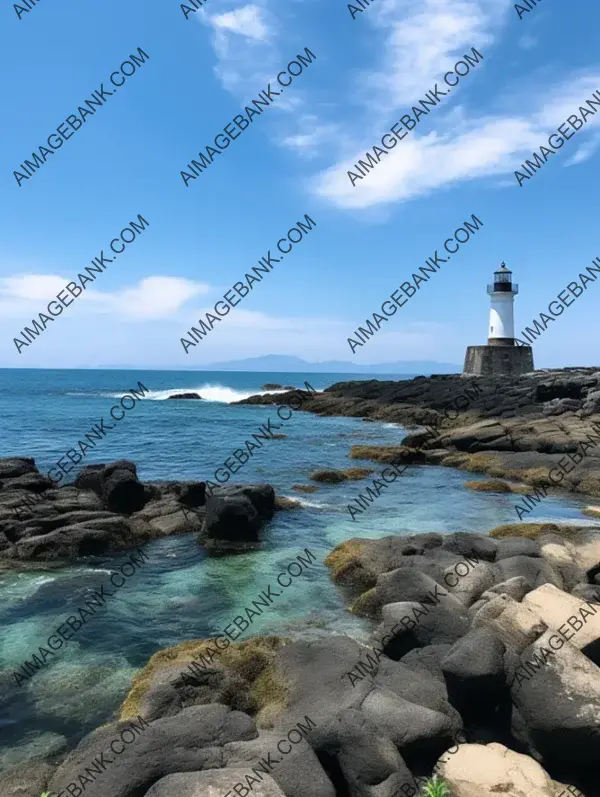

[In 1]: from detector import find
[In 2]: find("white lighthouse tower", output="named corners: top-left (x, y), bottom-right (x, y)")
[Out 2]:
top-left (487, 262), bottom-right (517, 345)
top-left (463, 261), bottom-right (534, 375)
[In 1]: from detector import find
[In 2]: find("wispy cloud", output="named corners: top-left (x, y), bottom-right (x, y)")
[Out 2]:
top-left (361, 0), bottom-right (510, 113)
top-left (313, 72), bottom-right (600, 209)
top-left (200, 2), bottom-right (280, 96)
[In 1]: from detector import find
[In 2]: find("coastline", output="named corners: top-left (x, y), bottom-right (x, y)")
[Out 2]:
top-left (1, 368), bottom-right (600, 797)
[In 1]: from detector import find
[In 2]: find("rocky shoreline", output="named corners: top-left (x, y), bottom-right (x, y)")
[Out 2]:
top-left (240, 368), bottom-right (600, 501)
top-left (4, 523), bottom-right (600, 797)
top-left (3, 368), bottom-right (600, 797)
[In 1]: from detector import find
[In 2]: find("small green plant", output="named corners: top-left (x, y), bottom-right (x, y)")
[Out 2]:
top-left (41, 791), bottom-right (56, 797)
top-left (421, 775), bottom-right (451, 797)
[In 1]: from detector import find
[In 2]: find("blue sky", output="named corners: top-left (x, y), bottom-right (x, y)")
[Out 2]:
top-left (0, 0), bottom-right (598, 369)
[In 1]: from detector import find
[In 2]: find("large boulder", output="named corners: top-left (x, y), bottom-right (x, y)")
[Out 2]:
top-left (0, 457), bottom-right (38, 480)
top-left (376, 570), bottom-right (465, 613)
top-left (360, 687), bottom-right (462, 767)
top-left (437, 742), bottom-right (558, 797)
top-left (200, 495), bottom-right (261, 554)
top-left (179, 482), bottom-right (207, 508)
top-left (441, 628), bottom-right (507, 721)
top-left (472, 594), bottom-right (546, 654)
top-left (522, 583), bottom-right (600, 666)
top-left (212, 485), bottom-right (275, 521)
top-left (495, 538), bottom-right (542, 560)
top-left (496, 556), bottom-right (563, 591)
top-left (375, 600), bottom-right (470, 659)
top-left (222, 731), bottom-right (335, 797)
top-left (511, 630), bottom-right (600, 771)
top-left (310, 709), bottom-right (416, 797)
top-left (145, 770), bottom-right (284, 797)
top-left (10, 522), bottom-right (134, 560)
top-left (103, 468), bottom-right (146, 514)
top-left (74, 463), bottom-right (107, 494)
top-left (442, 561), bottom-right (497, 607)
top-left (199, 486), bottom-right (275, 554)
top-left (47, 704), bottom-right (257, 797)
top-left (442, 532), bottom-right (498, 562)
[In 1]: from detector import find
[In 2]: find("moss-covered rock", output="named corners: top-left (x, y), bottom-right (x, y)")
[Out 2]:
top-left (324, 539), bottom-right (377, 591)
top-left (342, 467), bottom-right (375, 480)
top-left (118, 636), bottom-right (286, 722)
top-left (350, 587), bottom-right (383, 619)
top-left (464, 479), bottom-right (513, 493)
top-left (308, 469), bottom-right (346, 484)
top-left (274, 496), bottom-right (301, 510)
top-left (349, 445), bottom-right (423, 464)
top-left (488, 522), bottom-right (582, 541)
top-left (291, 484), bottom-right (319, 493)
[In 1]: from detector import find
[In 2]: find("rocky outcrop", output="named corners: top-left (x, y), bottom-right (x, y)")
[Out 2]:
top-left (198, 485), bottom-right (276, 555)
top-left (239, 369), bottom-right (600, 498)
top-left (0, 458), bottom-right (280, 564)
top-left (166, 393), bottom-right (203, 400)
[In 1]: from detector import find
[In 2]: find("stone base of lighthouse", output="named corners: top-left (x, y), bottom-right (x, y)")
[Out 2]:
top-left (463, 345), bottom-right (534, 376)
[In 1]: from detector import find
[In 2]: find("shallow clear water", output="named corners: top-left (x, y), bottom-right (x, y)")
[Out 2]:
top-left (0, 368), bottom-right (595, 771)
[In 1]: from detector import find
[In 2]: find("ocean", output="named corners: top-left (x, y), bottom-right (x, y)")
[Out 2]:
top-left (0, 368), bottom-right (593, 771)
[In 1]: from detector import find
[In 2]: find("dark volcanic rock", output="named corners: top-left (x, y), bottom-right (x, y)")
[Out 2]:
top-left (441, 627), bottom-right (506, 721)
top-left (74, 463), bottom-right (107, 494)
top-left (212, 484), bottom-right (276, 521)
top-left (166, 392), bottom-right (203, 400)
top-left (103, 468), bottom-right (146, 514)
top-left (311, 708), bottom-right (417, 797)
top-left (375, 600), bottom-right (471, 659)
top-left (178, 481), bottom-right (207, 507)
top-left (47, 705), bottom-right (257, 797)
top-left (0, 458), bottom-right (279, 563)
top-left (198, 485), bottom-right (275, 554)
top-left (239, 368), bottom-right (600, 497)
top-left (442, 532), bottom-right (498, 562)
top-left (0, 457), bottom-right (37, 480)
top-left (200, 494), bottom-right (261, 553)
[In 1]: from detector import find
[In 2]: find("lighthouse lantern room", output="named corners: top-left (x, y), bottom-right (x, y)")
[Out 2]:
top-left (486, 262), bottom-right (518, 346)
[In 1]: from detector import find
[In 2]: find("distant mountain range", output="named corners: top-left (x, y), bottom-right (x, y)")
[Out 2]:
top-left (201, 355), bottom-right (461, 374)
top-left (91, 355), bottom-right (461, 374)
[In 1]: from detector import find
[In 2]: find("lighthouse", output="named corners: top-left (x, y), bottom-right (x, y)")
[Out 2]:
top-left (463, 262), bottom-right (534, 376)
top-left (487, 263), bottom-right (517, 345)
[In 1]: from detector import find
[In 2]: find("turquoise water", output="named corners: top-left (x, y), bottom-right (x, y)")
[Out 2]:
top-left (0, 368), bottom-right (595, 771)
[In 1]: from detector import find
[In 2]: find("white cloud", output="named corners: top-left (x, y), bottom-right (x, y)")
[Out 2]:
top-left (0, 275), bottom-right (210, 321)
top-left (0, 275), bottom-right (67, 302)
top-left (209, 4), bottom-right (271, 41)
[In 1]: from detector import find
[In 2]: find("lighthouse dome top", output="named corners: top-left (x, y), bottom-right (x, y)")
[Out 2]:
top-left (487, 261), bottom-right (518, 295)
